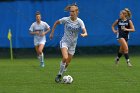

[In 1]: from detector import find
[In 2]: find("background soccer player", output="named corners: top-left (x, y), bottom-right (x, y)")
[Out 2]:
top-left (50, 3), bottom-right (88, 83)
top-left (112, 8), bottom-right (135, 66)
top-left (29, 11), bottom-right (50, 67)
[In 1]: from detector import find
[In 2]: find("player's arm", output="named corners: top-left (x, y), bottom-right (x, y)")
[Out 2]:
top-left (29, 23), bottom-right (39, 35)
top-left (124, 20), bottom-right (135, 32)
top-left (43, 22), bottom-right (51, 35)
top-left (81, 28), bottom-right (88, 37)
top-left (44, 27), bottom-right (50, 34)
top-left (79, 19), bottom-right (88, 37)
top-left (50, 20), bottom-right (60, 40)
top-left (40, 28), bottom-right (50, 36)
top-left (112, 20), bottom-right (118, 34)
top-left (30, 31), bottom-right (39, 35)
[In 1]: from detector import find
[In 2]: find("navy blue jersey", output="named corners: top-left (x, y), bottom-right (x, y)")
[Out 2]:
top-left (117, 19), bottom-right (130, 41)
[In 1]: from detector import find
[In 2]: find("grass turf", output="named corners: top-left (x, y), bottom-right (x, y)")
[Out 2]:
top-left (0, 55), bottom-right (140, 93)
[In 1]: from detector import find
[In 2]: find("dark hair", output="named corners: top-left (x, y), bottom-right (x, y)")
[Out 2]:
top-left (36, 11), bottom-right (41, 16)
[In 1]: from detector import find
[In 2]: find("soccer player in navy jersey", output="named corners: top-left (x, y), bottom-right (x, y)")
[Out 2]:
top-left (112, 8), bottom-right (135, 67)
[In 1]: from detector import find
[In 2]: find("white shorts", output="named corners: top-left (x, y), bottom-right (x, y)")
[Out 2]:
top-left (34, 39), bottom-right (46, 46)
top-left (60, 41), bottom-right (76, 55)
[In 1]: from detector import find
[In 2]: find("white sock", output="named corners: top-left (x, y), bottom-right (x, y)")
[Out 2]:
top-left (37, 55), bottom-right (41, 60)
top-left (59, 61), bottom-right (62, 66)
top-left (40, 53), bottom-right (44, 63)
top-left (58, 62), bottom-right (66, 75)
top-left (60, 61), bottom-right (67, 72)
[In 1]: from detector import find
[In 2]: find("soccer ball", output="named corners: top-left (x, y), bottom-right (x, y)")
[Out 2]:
top-left (62, 75), bottom-right (73, 84)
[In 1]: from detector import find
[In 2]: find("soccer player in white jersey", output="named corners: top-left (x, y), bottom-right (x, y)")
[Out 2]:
top-left (50, 4), bottom-right (88, 83)
top-left (29, 11), bottom-right (50, 67)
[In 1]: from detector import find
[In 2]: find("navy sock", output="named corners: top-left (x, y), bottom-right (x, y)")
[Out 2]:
top-left (117, 52), bottom-right (123, 58)
top-left (124, 53), bottom-right (130, 62)
top-left (116, 52), bottom-right (123, 61)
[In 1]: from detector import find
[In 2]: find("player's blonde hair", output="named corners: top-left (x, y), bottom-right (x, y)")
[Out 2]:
top-left (64, 3), bottom-right (79, 14)
top-left (124, 8), bottom-right (132, 19)
top-left (121, 8), bottom-right (132, 19)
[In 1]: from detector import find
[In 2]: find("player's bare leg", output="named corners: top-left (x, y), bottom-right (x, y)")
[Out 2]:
top-left (118, 38), bottom-right (132, 67)
top-left (35, 46), bottom-right (40, 59)
top-left (55, 48), bottom-right (68, 83)
top-left (64, 54), bottom-right (73, 71)
top-left (115, 45), bottom-right (123, 65)
top-left (38, 44), bottom-right (45, 67)
top-left (35, 44), bottom-right (45, 67)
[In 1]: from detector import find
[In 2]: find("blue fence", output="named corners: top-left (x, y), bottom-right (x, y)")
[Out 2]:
top-left (0, 0), bottom-right (140, 48)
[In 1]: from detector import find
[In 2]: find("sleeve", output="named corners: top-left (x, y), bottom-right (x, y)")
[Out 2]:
top-left (44, 22), bottom-right (50, 29)
top-left (117, 19), bottom-right (120, 24)
top-left (59, 17), bottom-right (67, 24)
top-left (29, 23), bottom-right (34, 32)
top-left (128, 19), bottom-right (131, 23)
top-left (79, 19), bottom-right (85, 29)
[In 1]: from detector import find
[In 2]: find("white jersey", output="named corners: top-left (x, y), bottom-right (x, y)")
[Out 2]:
top-left (59, 17), bottom-right (85, 44)
top-left (29, 21), bottom-right (50, 45)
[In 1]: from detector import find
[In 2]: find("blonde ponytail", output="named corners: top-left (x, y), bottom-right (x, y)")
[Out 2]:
top-left (64, 3), bottom-right (79, 12)
top-left (64, 5), bottom-right (71, 11)
top-left (124, 8), bottom-right (132, 19)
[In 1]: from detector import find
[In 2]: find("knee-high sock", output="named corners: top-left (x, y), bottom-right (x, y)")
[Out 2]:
top-left (124, 53), bottom-right (130, 62)
top-left (117, 52), bottom-right (123, 58)
top-left (40, 53), bottom-right (44, 62)
top-left (116, 52), bottom-right (123, 61)
top-left (58, 62), bottom-right (66, 76)
top-left (60, 61), bottom-right (68, 71)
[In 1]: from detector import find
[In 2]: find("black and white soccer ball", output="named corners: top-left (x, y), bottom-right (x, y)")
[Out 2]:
top-left (62, 75), bottom-right (73, 84)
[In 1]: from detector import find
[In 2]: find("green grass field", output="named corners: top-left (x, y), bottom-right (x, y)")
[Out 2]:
top-left (0, 55), bottom-right (140, 93)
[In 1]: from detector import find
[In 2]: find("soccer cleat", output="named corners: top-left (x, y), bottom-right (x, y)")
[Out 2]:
top-left (55, 75), bottom-right (62, 83)
top-left (115, 57), bottom-right (119, 65)
top-left (40, 62), bottom-right (45, 67)
top-left (127, 62), bottom-right (132, 67)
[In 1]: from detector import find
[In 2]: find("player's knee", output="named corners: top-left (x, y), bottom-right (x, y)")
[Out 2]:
top-left (124, 48), bottom-right (128, 53)
top-left (120, 50), bottom-right (124, 54)
top-left (63, 56), bottom-right (68, 61)
top-left (38, 49), bottom-right (42, 55)
top-left (119, 50), bottom-right (123, 53)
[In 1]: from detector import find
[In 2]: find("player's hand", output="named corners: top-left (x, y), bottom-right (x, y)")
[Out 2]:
top-left (49, 33), bottom-right (54, 40)
top-left (39, 32), bottom-right (46, 36)
top-left (35, 31), bottom-right (40, 35)
top-left (81, 33), bottom-right (87, 37)
top-left (113, 30), bottom-right (118, 34)
top-left (122, 28), bottom-right (128, 31)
